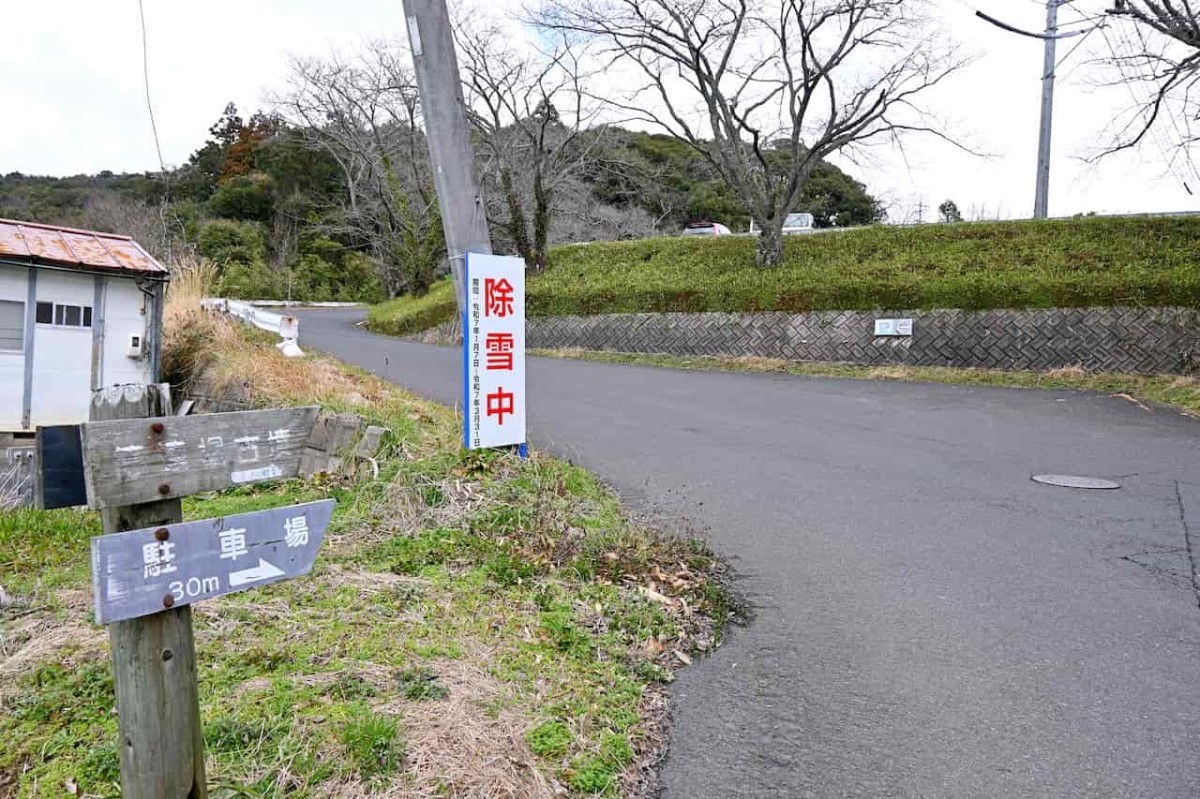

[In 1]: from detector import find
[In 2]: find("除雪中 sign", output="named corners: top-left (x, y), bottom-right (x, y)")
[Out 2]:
top-left (463, 253), bottom-right (526, 450)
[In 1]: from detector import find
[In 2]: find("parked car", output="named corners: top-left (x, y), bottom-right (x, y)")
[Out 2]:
top-left (681, 221), bottom-right (733, 237)
top-left (748, 213), bottom-right (816, 235)
top-left (782, 212), bottom-right (815, 234)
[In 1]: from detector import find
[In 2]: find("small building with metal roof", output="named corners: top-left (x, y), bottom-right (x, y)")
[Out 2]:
top-left (0, 218), bottom-right (169, 433)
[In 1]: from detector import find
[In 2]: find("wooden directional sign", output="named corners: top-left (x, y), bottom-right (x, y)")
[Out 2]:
top-left (80, 406), bottom-right (319, 508)
top-left (91, 499), bottom-right (334, 624)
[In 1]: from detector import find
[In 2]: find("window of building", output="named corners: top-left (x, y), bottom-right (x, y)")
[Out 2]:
top-left (0, 300), bottom-right (25, 351)
top-left (36, 302), bottom-right (92, 329)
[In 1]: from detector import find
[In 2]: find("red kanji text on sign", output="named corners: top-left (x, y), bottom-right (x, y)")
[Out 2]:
top-left (485, 332), bottom-right (515, 371)
top-left (486, 387), bottom-right (515, 425)
top-left (484, 278), bottom-right (514, 318)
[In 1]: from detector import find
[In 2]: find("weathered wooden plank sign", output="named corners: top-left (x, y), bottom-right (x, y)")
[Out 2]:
top-left (91, 499), bottom-right (334, 624)
top-left (80, 406), bottom-right (319, 508)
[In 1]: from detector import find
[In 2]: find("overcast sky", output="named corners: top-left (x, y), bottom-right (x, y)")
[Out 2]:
top-left (2, 0), bottom-right (1196, 222)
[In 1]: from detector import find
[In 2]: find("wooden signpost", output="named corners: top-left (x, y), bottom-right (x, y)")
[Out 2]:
top-left (80, 385), bottom-right (331, 798)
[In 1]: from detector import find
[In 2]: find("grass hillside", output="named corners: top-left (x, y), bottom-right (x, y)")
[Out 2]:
top-left (1, 270), bottom-right (735, 797)
top-left (369, 216), bottom-right (1200, 336)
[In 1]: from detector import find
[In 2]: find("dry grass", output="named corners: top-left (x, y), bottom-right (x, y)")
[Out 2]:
top-left (165, 253), bottom-right (220, 324)
top-left (0, 610), bottom-right (105, 699)
top-left (1044, 365), bottom-right (1089, 379)
top-left (387, 658), bottom-right (559, 799)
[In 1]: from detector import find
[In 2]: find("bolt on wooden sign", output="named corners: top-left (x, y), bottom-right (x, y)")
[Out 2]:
top-left (91, 500), bottom-right (334, 624)
top-left (463, 252), bottom-right (526, 450)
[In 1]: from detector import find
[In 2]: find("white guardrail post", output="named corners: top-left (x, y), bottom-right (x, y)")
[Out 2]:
top-left (200, 299), bottom-right (304, 358)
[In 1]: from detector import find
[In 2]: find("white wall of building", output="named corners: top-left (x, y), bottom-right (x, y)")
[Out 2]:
top-left (0, 265), bottom-right (30, 431)
top-left (102, 277), bottom-right (153, 388)
top-left (31, 269), bottom-right (96, 427)
top-left (0, 262), bottom-right (156, 431)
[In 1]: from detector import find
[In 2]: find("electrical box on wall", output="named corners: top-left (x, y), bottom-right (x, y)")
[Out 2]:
top-left (126, 334), bottom-right (144, 359)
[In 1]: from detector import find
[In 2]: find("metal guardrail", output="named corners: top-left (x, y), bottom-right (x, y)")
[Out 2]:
top-left (201, 299), bottom-right (304, 357)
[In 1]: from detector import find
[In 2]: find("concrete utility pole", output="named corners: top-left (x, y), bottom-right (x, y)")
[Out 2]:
top-left (402, 0), bottom-right (492, 314)
top-left (1035, 0), bottom-right (1060, 219)
top-left (976, 1), bottom-right (1091, 221)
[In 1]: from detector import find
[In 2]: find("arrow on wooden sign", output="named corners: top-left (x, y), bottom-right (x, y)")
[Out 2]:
top-left (90, 499), bottom-right (334, 624)
top-left (229, 559), bottom-right (286, 586)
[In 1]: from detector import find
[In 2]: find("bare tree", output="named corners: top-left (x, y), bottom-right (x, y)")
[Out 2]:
top-left (1104, 2), bottom-right (1200, 160)
top-left (271, 41), bottom-right (444, 297)
top-left (538, 0), bottom-right (964, 266)
top-left (76, 192), bottom-right (190, 265)
top-left (456, 23), bottom-right (605, 270)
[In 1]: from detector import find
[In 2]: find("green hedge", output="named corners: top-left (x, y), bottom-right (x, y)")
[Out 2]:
top-left (368, 281), bottom-right (458, 336)
top-left (368, 216), bottom-right (1200, 335)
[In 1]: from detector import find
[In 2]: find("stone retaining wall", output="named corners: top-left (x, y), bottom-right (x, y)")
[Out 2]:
top-left (420, 307), bottom-right (1200, 374)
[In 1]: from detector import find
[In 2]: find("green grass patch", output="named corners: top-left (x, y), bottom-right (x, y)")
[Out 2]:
top-left (341, 709), bottom-right (404, 779)
top-left (368, 216), bottom-right (1200, 336)
top-left (368, 279), bottom-right (457, 336)
top-left (0, 326), bottom-right (735, 797)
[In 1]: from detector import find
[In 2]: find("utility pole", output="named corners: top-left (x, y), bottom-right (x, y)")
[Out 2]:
top-left (977, 1), bottom-right (1091, 220)
top-left (402, 0), bottom-right (492, 315)
top-left (1034, 0), bottom-right (1060, 219)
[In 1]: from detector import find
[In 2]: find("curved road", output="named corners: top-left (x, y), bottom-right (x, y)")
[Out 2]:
top-left (299, 308), bottom-right (1200, 798)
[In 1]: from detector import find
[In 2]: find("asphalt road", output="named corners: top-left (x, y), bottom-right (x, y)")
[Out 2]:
top-left (299, 308), bottom-right (1200, 798)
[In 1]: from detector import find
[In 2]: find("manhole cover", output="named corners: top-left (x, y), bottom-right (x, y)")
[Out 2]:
top-left (1032, 474), bottom-right (1121, 490)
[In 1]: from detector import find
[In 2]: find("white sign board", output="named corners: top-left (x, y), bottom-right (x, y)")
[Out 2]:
top-left (464, 253), bottom-right (526, 450)
top-left (874, 318), bottom-right (914, 337)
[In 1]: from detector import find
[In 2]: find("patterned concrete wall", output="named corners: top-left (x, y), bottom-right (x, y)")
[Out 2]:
top-left (419, 307), bottom-right (1200, 374)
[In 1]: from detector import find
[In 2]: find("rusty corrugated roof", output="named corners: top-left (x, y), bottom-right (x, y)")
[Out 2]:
top-left (0, 218), bottom-right (168, 277)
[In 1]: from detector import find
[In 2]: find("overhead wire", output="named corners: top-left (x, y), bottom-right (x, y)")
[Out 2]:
top-left (137, 0), bottom-right (174, 266)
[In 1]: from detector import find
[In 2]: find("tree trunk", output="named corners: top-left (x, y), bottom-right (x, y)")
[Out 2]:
top-left (499, 167), bottom-right (534, 267)
top-left (755, 223), bottom-right (783, 268)
top-left (531, 171), bottom-right (550, 274)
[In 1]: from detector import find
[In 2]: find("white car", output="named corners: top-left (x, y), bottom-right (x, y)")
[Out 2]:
top-left (681, 221), bottom-right (733, 237)
top-left (748, 213), bottom-right (816, 235)
top-left (782, 213), bottom-right (815, 234)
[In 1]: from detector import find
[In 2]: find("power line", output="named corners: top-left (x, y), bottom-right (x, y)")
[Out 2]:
top-left (137, 0), bottom-right (166, 176)
top-left (136, 0), bottom-right (174, 266)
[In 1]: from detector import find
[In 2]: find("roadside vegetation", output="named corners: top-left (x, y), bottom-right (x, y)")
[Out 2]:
top-left (531, 350), bottom-right (1200, 418)
top-left (0, 266), bottom-right (736, 798)
top-left (369, 215), bottom-right (1200, 336)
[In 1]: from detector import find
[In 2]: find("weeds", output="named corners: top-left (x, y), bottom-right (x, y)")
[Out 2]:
top-left (341, 710), bottom-right (404, 779)
top-left (396, 666), bottom-right (449, 701)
